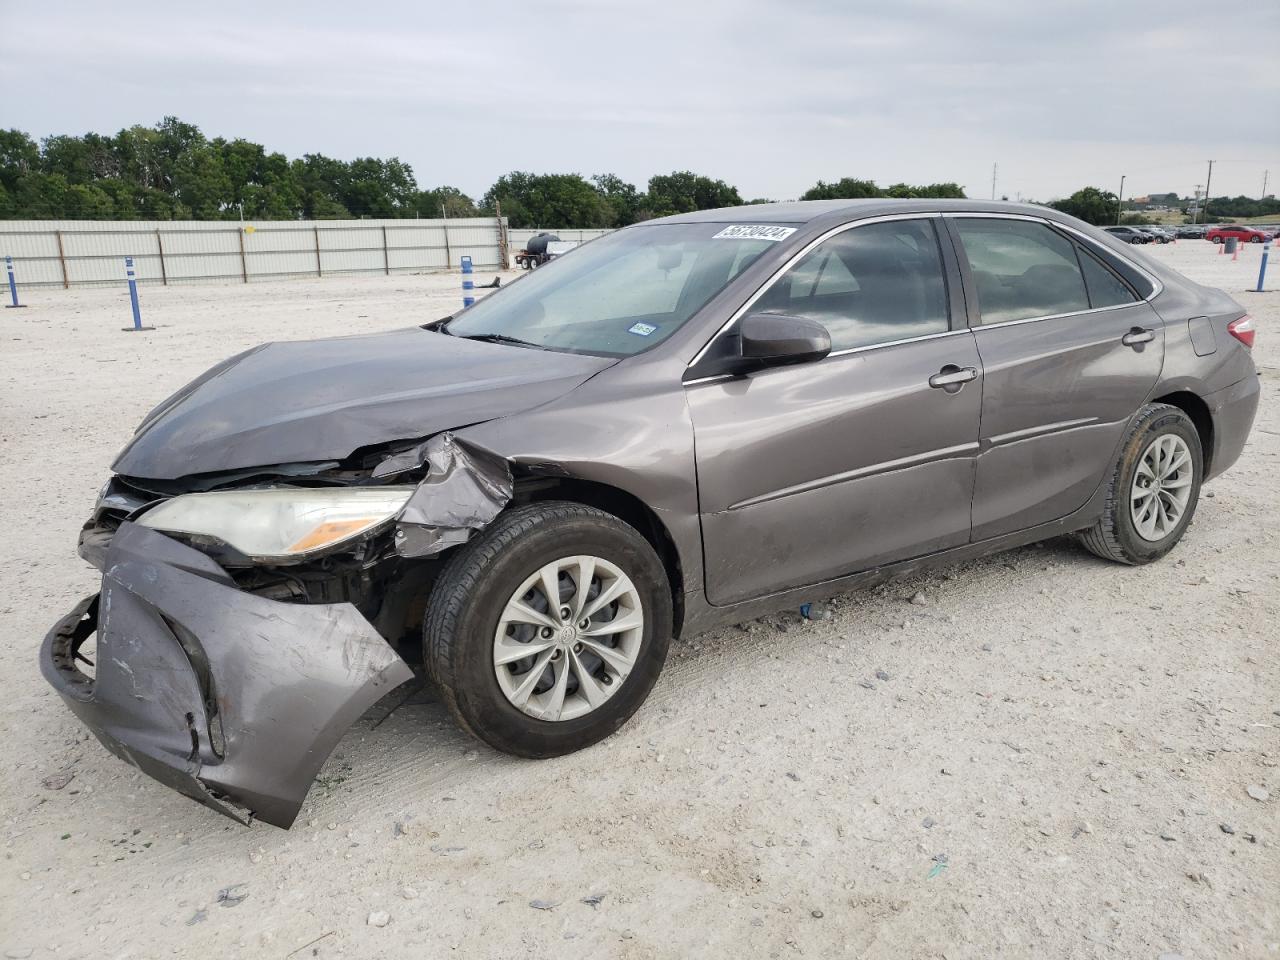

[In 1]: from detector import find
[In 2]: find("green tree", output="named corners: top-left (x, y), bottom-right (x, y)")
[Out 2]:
top-left (591, 173), bottom-right (644, 226)
top-left (800, 178), bottom-right (966, 202)
top-left (1049, 187), bottom-right (1120, 226)
top-left (12, 172), bottom-right (71, 218)
top-left (645, 171), bottom-right (742, 217)
top-left (1202, 194), bottom-right (1280, 219)
top-left (0, 129), bottom-right (40, 194)
top-left (64, 183), bottom-right (117, 219)
top-left (414, 185), bottom-right (477, 218)
top-left (800, 178), bottom-right (881, 201)
top-left (482, 172), bottom-right (610, 228)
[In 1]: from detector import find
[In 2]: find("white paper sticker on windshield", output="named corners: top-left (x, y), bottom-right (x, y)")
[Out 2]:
top-left (628, 322), bottom-right (658, 337)
top-left (712, 225), bottom-right (797, 242)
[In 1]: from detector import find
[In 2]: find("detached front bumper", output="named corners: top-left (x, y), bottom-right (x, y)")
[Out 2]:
top-left (40, 522), bottom-right (414, 828)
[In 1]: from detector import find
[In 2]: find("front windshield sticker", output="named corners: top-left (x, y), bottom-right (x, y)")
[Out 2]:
top-left (712, 225), bottom-right (797, 242)
top-left (627, 322), bottom-right (658, 337)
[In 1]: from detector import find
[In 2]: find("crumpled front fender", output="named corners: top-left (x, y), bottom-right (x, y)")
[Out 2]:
top-left (375, 431), bottom-right (514, 558)
top-left (40, 522), bottom-right (414, 828)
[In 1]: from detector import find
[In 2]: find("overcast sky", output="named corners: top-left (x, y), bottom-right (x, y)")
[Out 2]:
top-left (3, 0), bottom-right (1276, 203)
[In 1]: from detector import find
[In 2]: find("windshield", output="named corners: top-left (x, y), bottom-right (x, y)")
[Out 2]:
top-left (443, 222), bottom-right (794, 356)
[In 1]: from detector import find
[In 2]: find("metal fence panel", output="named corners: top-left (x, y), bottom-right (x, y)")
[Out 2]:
top-left (0, 217), bottom-right (525, 288)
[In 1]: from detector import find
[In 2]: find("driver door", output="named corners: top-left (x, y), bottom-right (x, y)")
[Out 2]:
top-left (686, 217), bottom-right (983, 606)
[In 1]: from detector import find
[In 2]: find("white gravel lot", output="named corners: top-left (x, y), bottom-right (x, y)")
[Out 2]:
top-left (0, 242), bottom-right (1276, 960)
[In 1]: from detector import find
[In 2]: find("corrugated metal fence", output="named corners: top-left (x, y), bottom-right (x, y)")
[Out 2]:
top-left (0, 217), bottom-right (516, 288)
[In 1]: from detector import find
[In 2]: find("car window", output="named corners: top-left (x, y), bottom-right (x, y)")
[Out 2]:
top-left (751, 219), bottom-right (949, 351)
top-left (1077, 248), bottom-right (1137, 309)
top-left (954, 218), bottom-right (1091, 324)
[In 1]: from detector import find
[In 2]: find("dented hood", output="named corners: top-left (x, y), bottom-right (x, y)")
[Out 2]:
top-left (112, 328), bottom-right (614, 480)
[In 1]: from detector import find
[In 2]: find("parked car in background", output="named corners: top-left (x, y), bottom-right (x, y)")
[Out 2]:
top-left (1206, 224), bottom-right (1269, 244)
top-left (41, 199), bottom-right (1260, 829)
top-left (1103, 225), bottom-right (1151, 244)
top-left (1140, 227), bottom-right (1173, 244)
top-left (1175, 225), bottom-right (1207, 240)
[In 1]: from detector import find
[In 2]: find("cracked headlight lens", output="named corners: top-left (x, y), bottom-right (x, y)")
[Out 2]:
top-left (137, 487), bottom-right (415, 561)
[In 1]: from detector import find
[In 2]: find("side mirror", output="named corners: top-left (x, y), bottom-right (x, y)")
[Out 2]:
top-left (738, 313), bottom-right (832, 368)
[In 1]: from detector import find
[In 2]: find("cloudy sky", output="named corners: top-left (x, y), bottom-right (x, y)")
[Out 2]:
top-left (3, 0), bottom-right (1276, 203)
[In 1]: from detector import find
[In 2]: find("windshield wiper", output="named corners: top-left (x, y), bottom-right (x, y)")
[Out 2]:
top-left (458, 333), bottom-right (549, 350)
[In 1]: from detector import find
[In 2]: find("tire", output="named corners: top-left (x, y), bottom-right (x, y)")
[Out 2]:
top-left (424, 501), bottom-right (672, 758)
top-left (1078, 403), bottom-right (1203, 565)
top-left (1251, 236), bottom-right (1262, 243)
top-left (1212, 236), bottom-right (1223, 244)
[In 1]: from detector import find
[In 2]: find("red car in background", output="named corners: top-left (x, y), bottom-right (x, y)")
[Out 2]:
top-left (1206, 224), bottom-right (1269, 244)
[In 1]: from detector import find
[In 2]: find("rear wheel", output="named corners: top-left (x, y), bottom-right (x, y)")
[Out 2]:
top-left (424, 502), bottom-right (672, 757)
top-left (1079, 403), bottom-right (1202, 565)
top-left (1251, 235), bottom-right (1262, 243)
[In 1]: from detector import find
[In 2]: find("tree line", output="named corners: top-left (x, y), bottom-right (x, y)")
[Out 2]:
top-left (0, 117), bottom-right (972, 227)
top-left (1050, 186), bottom-right (1280, 226)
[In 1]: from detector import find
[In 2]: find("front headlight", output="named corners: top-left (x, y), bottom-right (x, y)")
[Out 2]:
top-left (137, 487), bottom-right (415, 562)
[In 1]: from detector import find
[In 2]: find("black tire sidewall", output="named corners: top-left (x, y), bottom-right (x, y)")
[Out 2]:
top-left (442, 509), bottom-right (671, 757)
top-left (1109, 408), bottom-right (1203, 563)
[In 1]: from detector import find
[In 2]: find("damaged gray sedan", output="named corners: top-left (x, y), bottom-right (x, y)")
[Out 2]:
top-left (42, 200), bottom-right (1259, 828)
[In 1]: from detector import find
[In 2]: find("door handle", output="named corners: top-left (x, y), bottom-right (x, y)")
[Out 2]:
top-left (1121, 327), bottom-right (1155, 347)
top-left (928, 365), bottom-right (978, 389)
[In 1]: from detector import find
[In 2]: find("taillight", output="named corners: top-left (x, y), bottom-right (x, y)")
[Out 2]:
top-left (1227, 315), bottom-right (1255, 348)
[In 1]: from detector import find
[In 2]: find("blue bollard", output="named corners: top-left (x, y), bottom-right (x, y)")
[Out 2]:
top-left (461, 255), bottom-right (475, 308)
top-left (1258, 239), bottom-right (1272, 293)
top-left (5, 255), bottom-right (26, 308)
top-left (121, 256), bottom-right (154, 332)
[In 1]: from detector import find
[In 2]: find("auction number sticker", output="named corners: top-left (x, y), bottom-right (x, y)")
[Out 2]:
top-left (628, 322), bottom-right (658, 337)
top-left (712, 225), bottom-right (797, 242)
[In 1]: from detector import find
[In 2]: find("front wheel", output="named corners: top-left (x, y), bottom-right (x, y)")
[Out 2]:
top-left (424, 502), bottom-right (672, 757)
top-left (1078, 403), bottom-right (1202, 565)
top-left (1251, 236), bottom-right (1262, 243)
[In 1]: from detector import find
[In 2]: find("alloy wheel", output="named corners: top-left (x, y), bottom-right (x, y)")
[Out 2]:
top-left (493, 555), bottom-right (644, 721)
top-left (1130, 434), bottom-right (1194, 542)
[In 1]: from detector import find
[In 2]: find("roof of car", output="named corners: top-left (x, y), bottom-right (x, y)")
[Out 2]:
top-left (649, 198), bottom-right (1068, 225)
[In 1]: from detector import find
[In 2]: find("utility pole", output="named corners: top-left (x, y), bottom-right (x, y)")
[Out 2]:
top-left (991, 163), bottom-right (998, 201)
top-left (1116, 175), bottom-right (1126, 225)
top-left (1200, 160), bottom-right (1215, 225)
top-left (1263, 169), bottom-right (1270, 199)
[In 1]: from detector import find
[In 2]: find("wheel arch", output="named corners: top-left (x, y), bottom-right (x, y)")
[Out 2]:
top-left (512, 475), bottom-right (686, 637)
top-left (1151, 390), bottom-right (1214, 474)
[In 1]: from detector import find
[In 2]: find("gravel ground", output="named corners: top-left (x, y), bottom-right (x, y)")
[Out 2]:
top-left (1, 243), bottom-right (1276, 960)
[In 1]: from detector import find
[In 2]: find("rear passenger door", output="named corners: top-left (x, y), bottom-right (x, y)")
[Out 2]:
top-left (947, 216), bottom-right (1165, 541)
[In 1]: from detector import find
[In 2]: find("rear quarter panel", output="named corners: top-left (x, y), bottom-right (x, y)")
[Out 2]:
top-left (1148, 272), bottom-right (1255, 398)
